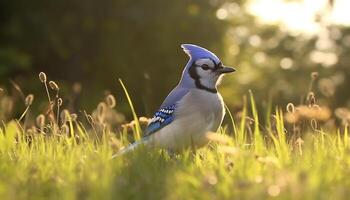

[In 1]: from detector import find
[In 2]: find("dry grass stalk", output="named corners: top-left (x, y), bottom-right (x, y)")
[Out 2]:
top-left (106, 94), bottom-right (116, 108)
top-left (97, 102), bottom-right (107, 122)
top-left (311, 72), bottom-right (318, 79)
top-left (36, 114), bottom-right (45, 128)
top-left (25, 94), bottom-right (34, 106)
top-left (60, 109), bottom-right (71, 124)
top-left (307, 92), bottom-right (316, 106)
top-left (38, 72), bottom-right (53, 117)
top-left (39, 72), bottom-right (47, 83)
top-left (70, 114), bottom-right (78, 121)
top-left (49, 81), bottom-right (59, 91)
top-left (58, 98), bottom-right (63, 106)
top-left (61, 124), bottom-right (69, 135)
top-left (286, 103), bottom-right (295, 113)
top-left (335, 108), bottom-right (350, 125)
top-left (57, 98), bottom-right (63, 124)
top-left (285, 105), bottom-right (331, 123)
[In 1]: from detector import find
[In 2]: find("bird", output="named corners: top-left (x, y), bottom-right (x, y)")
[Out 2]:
top-left (113, 44), bottom-right (235, 157)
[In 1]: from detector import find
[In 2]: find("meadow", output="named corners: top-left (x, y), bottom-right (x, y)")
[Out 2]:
top-left (0, 72), bottom-right (349, 200)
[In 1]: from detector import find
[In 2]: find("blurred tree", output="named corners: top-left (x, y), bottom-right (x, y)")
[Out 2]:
top-left (1, 0), bottom-right (350, 120)
top-left (217, 0), bottom-right (350, 111)
top-left (0, 0), bottom-right (227, 116)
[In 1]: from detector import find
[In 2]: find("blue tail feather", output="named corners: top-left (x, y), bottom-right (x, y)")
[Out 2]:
top-left (111, 137), bottom-right (151, 159)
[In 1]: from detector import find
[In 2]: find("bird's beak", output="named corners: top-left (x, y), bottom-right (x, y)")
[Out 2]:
top-left (216, 66), bottom-right (236, 74)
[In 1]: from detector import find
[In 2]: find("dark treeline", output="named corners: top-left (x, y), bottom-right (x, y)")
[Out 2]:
top-left (0, 0), bottom-right (349, 118)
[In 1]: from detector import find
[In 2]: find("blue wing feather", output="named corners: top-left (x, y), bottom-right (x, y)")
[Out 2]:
top-left (145, 105), bottom-right (176, 135)
top-left (145, 83), bottom-right (190, 135)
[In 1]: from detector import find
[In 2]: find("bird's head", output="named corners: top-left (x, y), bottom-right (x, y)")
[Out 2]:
top-left (180, 44), bottom-right (236, 93)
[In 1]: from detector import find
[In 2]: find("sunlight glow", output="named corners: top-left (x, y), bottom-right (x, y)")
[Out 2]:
top-left (216, 8), bottom-right (229, 20)
top-left (248, 0), bottom-right (350, 34)
top-left (330, 0), bottom-right (350, 25)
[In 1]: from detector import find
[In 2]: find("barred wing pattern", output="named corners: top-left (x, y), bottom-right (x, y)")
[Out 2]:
top-left (145, 105), bottom-right (176, 135)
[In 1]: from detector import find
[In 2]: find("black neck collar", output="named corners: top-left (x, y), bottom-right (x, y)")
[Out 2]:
top-left (195, 83), bottom-right (217, 93)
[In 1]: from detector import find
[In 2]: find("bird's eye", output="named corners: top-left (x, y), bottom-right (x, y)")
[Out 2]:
top-left (201, 65), bottom-right (210, 70)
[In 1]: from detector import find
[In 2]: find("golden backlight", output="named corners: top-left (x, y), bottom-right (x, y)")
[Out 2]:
top-left (248, 0), bottom-right (350, 34)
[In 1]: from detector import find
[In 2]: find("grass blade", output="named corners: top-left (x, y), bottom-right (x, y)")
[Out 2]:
top-left (119, 78), bottom-right (141, 140)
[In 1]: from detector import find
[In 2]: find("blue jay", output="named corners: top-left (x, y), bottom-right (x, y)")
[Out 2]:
top-left (114, 44), bottom-right (235, 156)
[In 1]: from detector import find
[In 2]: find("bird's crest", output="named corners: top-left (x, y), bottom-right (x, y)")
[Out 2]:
top-left (181, 44), bottom-right (220, 64)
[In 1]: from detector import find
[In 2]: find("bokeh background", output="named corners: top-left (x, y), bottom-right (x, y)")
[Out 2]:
top-left (0, 0), bottom-right (349, 120)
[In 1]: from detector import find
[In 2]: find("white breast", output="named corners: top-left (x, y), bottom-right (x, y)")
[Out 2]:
top-left (150, 89), bottom-right (225, 150)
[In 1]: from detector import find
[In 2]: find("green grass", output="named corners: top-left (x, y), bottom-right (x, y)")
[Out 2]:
top-left (0, 118), bottom-right (349, 200)
top-left (0, 80), bottom-right (349, 199)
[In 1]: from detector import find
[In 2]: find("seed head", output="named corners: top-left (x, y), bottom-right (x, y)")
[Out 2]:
top-left (86, 114), bottom-right (95, 124)
top-left (105, 94), bottom-right (116, 108)
top-left (39, 72), bottom-right (47, 83)
top-left (61, 124), bottom-right (70, 135)
top-left (48, 114), bottom-right (56, 123)
top-left (286, 103), bottom-right (295, 113)
top-left (295, 137), bottom-right (304, 145)
top-left (60, 109), bottom-right (71, 124)
top-left (204, 173), bottom-right (218, 186)
top-left (311, 72), bottom-right (318, 80)
top-left (267, 185), bottom-right (281, 197)
top-left (97, 102), bottom-right (107, 119)
top-left (72, 82), bottom-right (82, 94)
top-left (49, 81), bottom-right (59, 91)
top-left (70, 113), bottom-right (78, 121)
top-left (335, 108), bottom-right (350, 122)
top-left (310, 119), bottom-right (318, 130)
top-left (286, 105), bottom-right (331, 123)
top-left (25, 94), bottom-right (34, 106)
top-left (36, 114), bottom-right (46, 127)
top-left (26, 127), bottom-right (35, 135)
top-left (58, 98), bottom-right (63, 106)
top-left (307, 92), bottom-right (316, 106)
